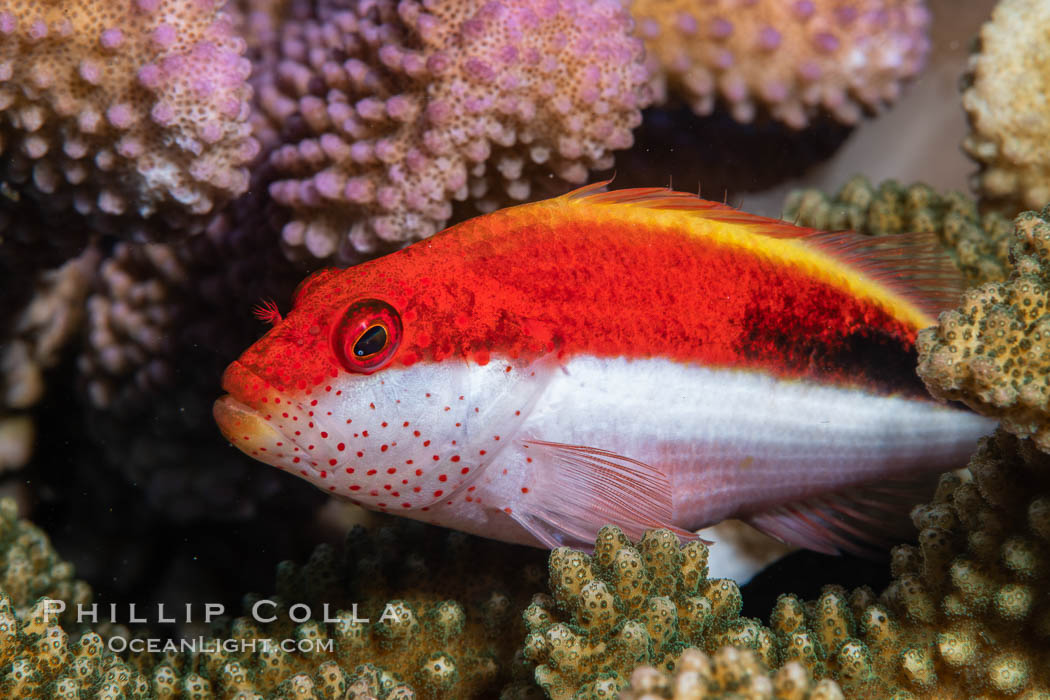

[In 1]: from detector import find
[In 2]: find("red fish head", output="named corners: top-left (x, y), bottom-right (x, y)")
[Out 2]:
top-left (214, 254), bottom-right (549, 513)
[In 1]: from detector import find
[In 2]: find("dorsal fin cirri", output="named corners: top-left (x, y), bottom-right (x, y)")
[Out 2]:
top-left (563, 183), bottom-right (968, 323)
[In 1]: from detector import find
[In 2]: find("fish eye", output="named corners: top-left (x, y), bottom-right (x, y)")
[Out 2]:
top-left (333, 298), bottom-right (402, 373)
top-left (354, 325), bottom-right (387, 358)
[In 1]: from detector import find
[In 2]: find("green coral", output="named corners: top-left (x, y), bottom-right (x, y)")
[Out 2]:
top-left (761, 431), bottom-right (1050, 698)
top-left (782, 175), bottom-right (1014, 286)
top-left (0, 505), bottom-right (546, 699)
top-left (520, 526), bottom-right (775, 700)
top-left (621, 647), bottom-right (844, 700)
top-left (917, 207), bottom-right (1050, 450)
top-left (0, 497), bottom-right (91, 628)
top-left (525, 435), bottom-right (1050, 700)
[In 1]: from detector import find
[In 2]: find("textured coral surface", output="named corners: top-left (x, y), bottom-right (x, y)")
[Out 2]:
top-left (623, 647), bottom-right (844, 700)
top-left (630, 0), bottom-right (930, 128)
top-left (255, 0), bottom-right (651, 262)
top-left (0, 504), bottom-right (547, 699)
top-left (963, 0), bottom-right (1050, 214)
top-left (783, 175), bottom-right (1014, 286)
top-left (520, 526), bottom-right (773, 699)
top-left (918, 207), bottom-right (1050, 449)
top-left (0, 0), bottom-right (257, 237)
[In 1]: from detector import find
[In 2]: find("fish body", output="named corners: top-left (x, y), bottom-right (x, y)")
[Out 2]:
top-left (214, 186), bottom-right (995, 553)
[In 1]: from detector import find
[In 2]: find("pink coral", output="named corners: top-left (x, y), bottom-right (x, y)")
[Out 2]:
top-left (629, 0), bottom-right (930, 128)
top-left (254, 0), bottom-right (651, 263)
top-left (0, 0), bottom-right (258, 237)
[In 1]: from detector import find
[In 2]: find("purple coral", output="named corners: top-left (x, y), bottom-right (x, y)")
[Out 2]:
top-left (630, 0), bottom-right (930, 128)
top-left (254, 0), bottom-right (652, 263)
top-left (0, 0), bottom-right (257, 238)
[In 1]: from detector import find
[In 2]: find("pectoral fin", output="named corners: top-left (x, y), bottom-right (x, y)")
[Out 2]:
top-left (504, 439), bottom-right (705, 550)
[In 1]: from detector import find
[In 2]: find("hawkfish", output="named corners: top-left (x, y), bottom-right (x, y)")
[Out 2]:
top-left (214, 185), bottom-right (995, 555)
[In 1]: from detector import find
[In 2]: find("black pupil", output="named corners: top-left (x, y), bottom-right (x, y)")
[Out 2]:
top-left (354, 325), bottom-right (387, 357)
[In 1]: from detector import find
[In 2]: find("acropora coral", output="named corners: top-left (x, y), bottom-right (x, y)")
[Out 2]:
top-left (525, 430), bottom-right (1050, 698)
top-left (1, 248), bottom-right (97, 470)
top-left (917, 207), bottom-right (1050, 449)
top-left (622, 647), bottom-right (844, 700)
top-left (962, 0), bottom-right (1050, 214)
top-left (518, 526), bottom-right (774, 700)
top-left (0, 0), bottom-right (257, 237)
top-left (254, 0), bottom-right (651, 262)
top-left (629, 0), bottom-right (930, 128)
top-left (782, 175), bottom-right (1014, 287)
top-left (0, 504), bottom-right (548, 699)
top-left (764, 431), bottom-right (1050, 697)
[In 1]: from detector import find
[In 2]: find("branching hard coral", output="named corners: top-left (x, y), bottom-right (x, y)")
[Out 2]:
top-left (962, 0), bottom-right (1050, 214)
top-left (254, 0), bottom-right (651, 263)
top-left (0, 498), bottom-right (90, 629)
top-left (782, 175), bottom-right (1014, 287)
top-left (629, 0), bottom-right (930, 128)
top-left (0, 0), bottom-right (257, 237)
top-left (917, 207), bottom-right (1050, 450)
top-left (0, 248), bottom-right (98, 471)
top-left (622, 647), bottom-right (844, 700)
top-left (0, 503), bottom-right (546, 699)
top-left (519, 526), bottom-right (775, 700)
top-left (760, 431), bottom-right (1050, 698)
top-left (77, 242), bottom-right (183, 410)
top-left (191, 519), bottom-right (547, 699)
top-left (108, 519), bottom-right (543, 699)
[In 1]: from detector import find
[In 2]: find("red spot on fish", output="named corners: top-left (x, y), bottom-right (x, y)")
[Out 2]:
top-left (403, 421), bottom-right (410, 427)
top-left (402, 503), bottom-right (411, 508)
top-left (439, 474), bottom-right (447, 482)
top-left (320, 471), bottom-right (327, 478)
top-left (504, 507), bottom-right (512, 514)
top-left (415, 469), bottom-right (422, 476)
top-left (413, 430), bottom-right (421, 437)
top-left (345, 467), bottom-right (355, 474)
top-left (461, 467), bottom-right (470, 474)
top-left (369, 402), bottom-right (375, 409)
top-left (381, 421), bottom-right (388, 427)
top-left (367, 469), bottom-right (377, 475)
top-left (356, 451), bottom-right (364, 458)
top-left (293, 457), bottom-right (300, 463)
top-left (423, 440), bottom-right (430, 447)
top-left (350, 485), bottom-right (360, 491)
top-left (387, 467), bottom-right (396, 474)
top-left (362, 430), bottom-right (369, 437)
top-left (320, 431), bottom-right (327, 438)
top-left (337, 443), bottom-right (345, 451)
top-left (434, 490), bottom-right (443, 497)
top-left (451, 455), bottom-right (460, 462)
top-left (521, 487), bottom-right (529, 493)
top-left (480, 450), bottom-right (487, 456)
top-left (328, 459), bottom-right (337, 466)
top-left (413, 486), bottom-right (421, 492)
top-left (381, 444), bottom-right (389, 452)
top-left (310, 400), bottom-right (317, 406)
top-left (432, 455), bottom-right (439, 461)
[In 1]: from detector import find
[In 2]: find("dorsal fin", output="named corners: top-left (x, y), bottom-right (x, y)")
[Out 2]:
top-left (562, 183), bottom-right (968, 322)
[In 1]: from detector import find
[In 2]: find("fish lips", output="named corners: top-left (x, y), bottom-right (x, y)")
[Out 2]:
top-left (214, 361), bottom-right (314, 472)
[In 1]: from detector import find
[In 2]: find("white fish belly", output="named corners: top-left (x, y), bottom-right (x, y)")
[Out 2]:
top-left (516, 356), bottom-right (997, 529)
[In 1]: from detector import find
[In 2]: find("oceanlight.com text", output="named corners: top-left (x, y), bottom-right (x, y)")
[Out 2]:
top-left (106, 636), bottom-right (335, 655)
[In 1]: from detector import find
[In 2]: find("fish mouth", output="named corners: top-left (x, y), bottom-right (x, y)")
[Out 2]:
top-left (214, 361), bottom-right (313, 471)
top-left (213, 394), bottom-right (295, 468)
